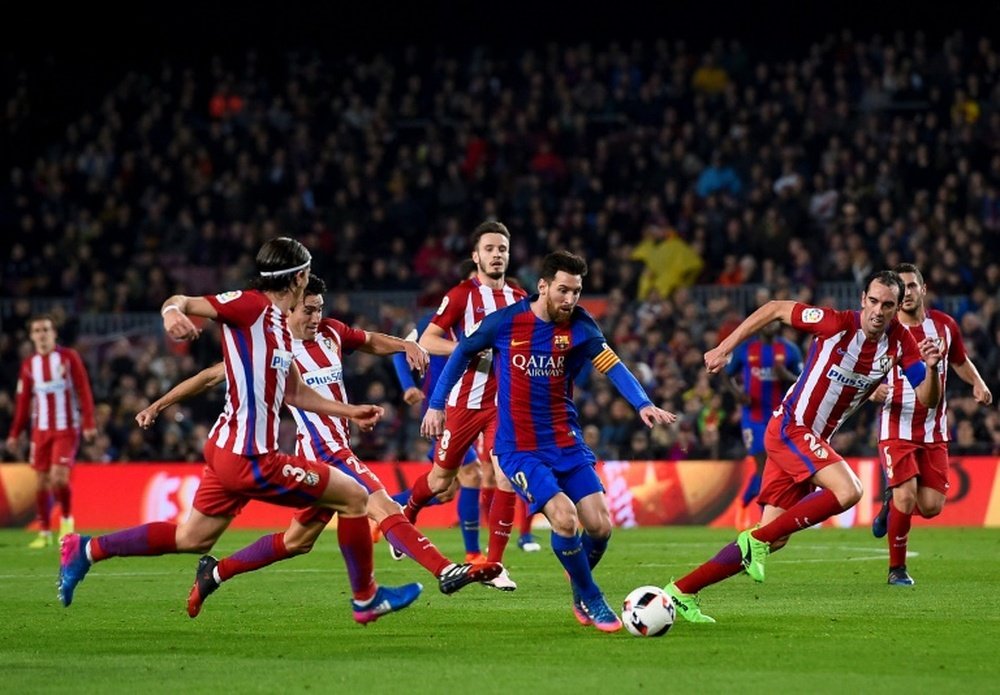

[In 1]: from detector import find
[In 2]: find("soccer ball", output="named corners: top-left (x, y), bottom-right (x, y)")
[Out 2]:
top-left (622, 586), bottom-right (675, 637)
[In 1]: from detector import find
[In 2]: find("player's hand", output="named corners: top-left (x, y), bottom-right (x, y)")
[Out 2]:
top-left (350, 404), bottom-right (384, 432)
top-left (703, 347), bottom-right (729, 374)
top-left (403, 340), bottom-right (430, 377)
top-left (420, 408), bottom-right (445, 439)
top-left (164, 309), bottom-right (201, 341)
top-left (918, 337), bottom-right (942, 370)
top-left (135, 406), bottom-right (159, 429)
top-left (974, 383), bottom-right (994, 406)
top-left (82, 428), bottom-right (98, 443)
top-left (639, 405), bottom-right (677, 428)
top-left (869, 384), bottom-right (890, 404)
top-left (402, 387), bottom-right (425, 406)
top-left (4, 436), bottom-right (16, 453)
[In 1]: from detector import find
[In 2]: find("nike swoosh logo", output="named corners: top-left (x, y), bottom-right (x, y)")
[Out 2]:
top-left (510, 339), bottom-right (529, 347)
top-left (893, 536), bottom-right (907, 542)
top-left (498, 521), bottom-right (513, 527)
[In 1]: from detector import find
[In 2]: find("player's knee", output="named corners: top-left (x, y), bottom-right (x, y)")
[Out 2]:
top-left (457, 465), bottom-right (481, 488)
top-left (344, 486), bottom-right (369, 516)
top-left (177, 530), bottom-right (213, 554)
top-left (834, 476), bottom-right (863, 507)
top-left (892, 489), bottom-right (918, 515)
top-left (366, 493), bottom-right (397, 524)
top-left (285, 535), bottom-right (316, 555)
top-left (548, 508), bottom-right (579, 537)
top-left (918, 500), bottom-right (944, 518)
top-left (582, 516), bottom-right (612, 540)
top-left (427, 470), bottom-right (455, 495)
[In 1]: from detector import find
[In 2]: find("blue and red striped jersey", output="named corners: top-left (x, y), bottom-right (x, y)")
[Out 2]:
top-left (726, 336), bottom-right (803, 424)
top-left (431, 298), bottom-right (627, 454)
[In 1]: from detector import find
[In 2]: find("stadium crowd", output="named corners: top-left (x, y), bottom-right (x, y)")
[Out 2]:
top-left (2, 29), bottom-right (999, 463)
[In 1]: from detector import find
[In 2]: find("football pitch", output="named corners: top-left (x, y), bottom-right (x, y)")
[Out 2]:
top-left (1, 526), bottom-right (997, 694)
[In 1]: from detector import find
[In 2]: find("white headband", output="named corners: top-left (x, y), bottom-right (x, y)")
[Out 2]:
top-left (258, 257), bottom-right (311, 277)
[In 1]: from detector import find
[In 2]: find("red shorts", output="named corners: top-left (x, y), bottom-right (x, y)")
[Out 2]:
top-left (30, 430), bottom-right (79, 472)
top-left (879, 439), bottom-right (949, 495)
top-left (435, 405), bottom-right (496, 471)
top-left (193, 443), bottom-right (332, 518)
top-left (314, 446), bottom-right (385, 494)
top-left (759, 418), bottom-right (843, 510)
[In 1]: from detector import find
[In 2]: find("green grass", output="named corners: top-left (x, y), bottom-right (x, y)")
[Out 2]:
top-left (1, 526), bottom-right (998, 694)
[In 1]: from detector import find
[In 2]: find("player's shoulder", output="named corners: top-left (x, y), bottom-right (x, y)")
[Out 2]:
top-left (927, 309), bottom-right (959, 330)
top-left (319, 317), bottom-right (349, 334)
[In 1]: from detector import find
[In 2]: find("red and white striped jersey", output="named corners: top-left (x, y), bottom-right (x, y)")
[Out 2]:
top-left (205, 290), bottom-right (295, 456)
top-left (878, 310), bottom-right (966, 443)
top-left (288, 318), bottom-right (367, 460)
top-left (431, 277), bottom-right (526, 409)
top-left (8, 347), bottom-right (95, 437)
top-left (779, 303), bottom-right (924, 440)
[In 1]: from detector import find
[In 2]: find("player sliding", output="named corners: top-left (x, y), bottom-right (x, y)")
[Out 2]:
top-left (422, 251), bottom-right (676, 633)
top-left (663, 270), bottom-right (942, 622)
top-left (136, 273), bottom-right (501, 617)
top-left (58, 238), bottom-right (422, 624)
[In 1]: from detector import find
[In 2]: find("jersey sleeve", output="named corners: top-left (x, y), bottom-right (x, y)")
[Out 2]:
top-left (789, 303), bottom-right (853, 338)
top-left (940, 312), bottom-right (969, 366)
top-left (323, 318), bottom-right (367, 353)
top-left (577, 310), bottom-right (653, 411)
top-left (7, 359), bottom-right (33, 439)
top-left (65, 349), bottom-right (96, 430)
top-left (203, 290), bottom-right (268, 328)
top-left (429, 284), bottom-right (467, 333)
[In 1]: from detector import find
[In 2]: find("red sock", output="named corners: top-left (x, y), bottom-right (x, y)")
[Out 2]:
top-left (675, 541), bottom-right (743, 595)
top-left (54, 484), bottom-right (72, 517)
top-left (92, 522), bottom-right (177, 561)
top-left (338, 515), bottom-right (376, 602)
top-left (480, 486), bottom-right (495, 526)
top-left (404, 474), bottom-right (436, 524)
top-left (754, 489), bottom-right (844, 544)
top-left (36, 489), bottom-right (52, 531)
top-left (887, 502), bottom-right (912, 568)
top-left (486, 490), bottom-right (516, 562)
top-left (380, 513), bottom-right (450, 575)
top-left (217, 532), bottom-right (291, 582)
top-left (517, 497), bottom-right (532, 536)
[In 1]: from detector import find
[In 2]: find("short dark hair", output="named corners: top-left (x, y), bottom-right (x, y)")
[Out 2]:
top-left (248, 237), bottom-right (312, 292)
top-left (864, 269), bottom-right (904, 303)
top-left (540, 251), bottom-right (588, 282)
top-left (893, 262), bottom-right (924, 286)
top-left (470, 220), bottom-right (510, 251)
top-left (28, 314), bottom-right (56, 330)
top-left (305, 273), bottom-right (327, 297)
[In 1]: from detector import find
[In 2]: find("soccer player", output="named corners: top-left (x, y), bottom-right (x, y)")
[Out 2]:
top-left (5, 315), bottom-right (96, 548)
top-left (58, 238), bottom-right (422, 624)
top-left (663, 270), bottom-right (943, 623)
top-left (870, 263), bottom-right (993, 585)
top-left (724, 319), bottom-right (802, 516)
top-left (136, 274), bottom-right (500, 616)
top-left (405, 221), bottom-right (527, 590)
top-left (421, 251), bottom-right (677, 632)
top-left (392, 259), bottom-right (490, 562)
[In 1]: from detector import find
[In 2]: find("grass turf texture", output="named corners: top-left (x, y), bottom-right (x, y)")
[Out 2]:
top-left (1, 526), bottom-right (997, 694)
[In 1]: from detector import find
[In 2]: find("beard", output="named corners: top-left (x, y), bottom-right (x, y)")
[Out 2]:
top-left (547, 297), bottom-right (573, 323)
top-left (479, 260), bottom-right (506, 280)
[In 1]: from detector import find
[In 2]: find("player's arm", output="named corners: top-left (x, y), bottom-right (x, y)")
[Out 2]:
top-left (136, 362), bottom-right (226, 429)
top-left (953, 358), bottom-right (993, 406)
top-left (284, 362), bottom-right (384, 431)
top-left (160, 294), bottom-right (219, 341)
top-left (704, 301), bottom-right (796, 373)
top-left (418, 322), bottom-right (458, 357)
top-left (66, 349), bottom-right (98, 442)
top-left (392, 328), bottom-right (425, 406)
top-left (4, 362), bottom-right (32, 451)
top-left (904, 337), bottom-right (943, 408)
top-left (589, 341), bottom-right (677, 428)
top-left (361, 331), bottom-right (429, 375)
top-left (420, 314), bottom-right (499, 438)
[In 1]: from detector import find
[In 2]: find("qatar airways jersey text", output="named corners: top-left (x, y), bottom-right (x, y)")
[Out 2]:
top-left (205, 290), bottom-right (295, 456)
top-left (289, 318), bottom-right (367, 459)
top-left (878, 310), bottom-right (966, 443)
top-left (431, 277), bottom-right (526, 409)
top-left (779, 303), bottom-right (924, 440)
top-left (9, 347), bottom-right (95, 436)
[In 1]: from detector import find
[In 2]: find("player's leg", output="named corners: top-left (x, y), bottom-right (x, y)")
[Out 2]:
top-left (456, 454), bottom-right (484, 561)
top-left (30, 469), bottom-right (53, 548)
top-left (480, 453), bottom-right (496, 526)
top-left (485, 454), bottom-right (518, 563)
top-left (516, 495), bottom-right (541, 551)
top-left (739, 422), bottom-right (767, 507)
top-left (404, 408), bottom-right (483, 522)
top-left (51, 431), bottom-right (78, 538)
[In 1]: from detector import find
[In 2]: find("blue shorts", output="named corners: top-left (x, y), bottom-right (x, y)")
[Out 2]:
top-left (741, 419), bottom-right (768, 456)
top-left (496, 444), bottom-right (603, 515)
top-left (428, 439), bottom-right (479, 466)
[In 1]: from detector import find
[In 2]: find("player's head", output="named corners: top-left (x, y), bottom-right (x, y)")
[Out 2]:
top-left (248, 237), bottom-right (312, 298)
top-left (287, 274), bottom-right (327, 341)
top-left (470, 220), bottom-right (510, 280)
top-left (893, 262), bottom-right (926, 316)
top-left (458, 258), bottom-right (478, 279)
top-left (28, 314), bottom-right (57, 354)
top-left (860, 269), bottom-right (904, 338)
top-left (538, 251), bottom-right (588, 324)
top-left (760, 319), bottom-right (780, 339)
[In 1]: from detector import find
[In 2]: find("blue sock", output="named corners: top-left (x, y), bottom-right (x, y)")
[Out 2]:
top-left (457, 486), bottom-right (481, 554)
top-left (391, 490), bottom-right (411, 507)
top-left (741, 473), bottom-right (762, 507)
top-left (551, 531), bottom-right (599, 600)
top-left (581, 532), bottom-right (609, 570)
